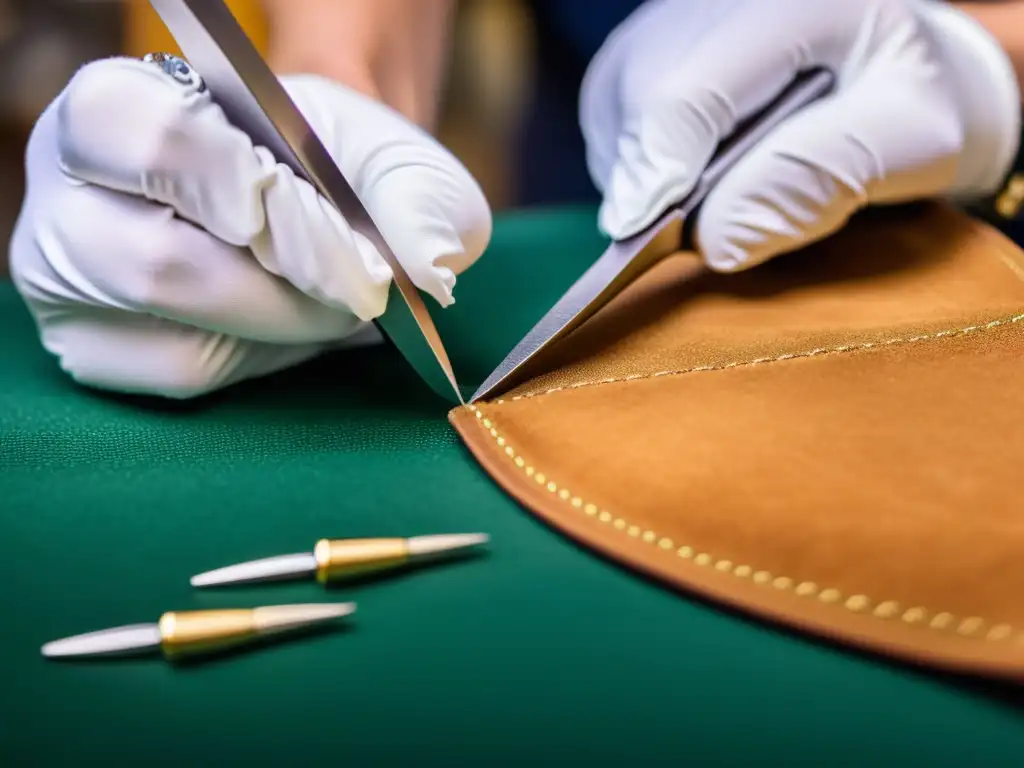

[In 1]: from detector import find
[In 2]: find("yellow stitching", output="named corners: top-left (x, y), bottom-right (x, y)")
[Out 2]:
top-left (467, 403), bottom-right (1023, 645)
top-left (497, 312), bottom-right (1024, 403)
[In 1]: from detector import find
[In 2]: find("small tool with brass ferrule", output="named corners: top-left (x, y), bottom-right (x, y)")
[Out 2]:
top-left (41, 602), bottom-right (356, 660)
top-left (190, 533), bottom-right (489, 588)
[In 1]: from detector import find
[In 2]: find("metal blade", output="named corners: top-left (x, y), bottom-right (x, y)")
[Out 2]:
top-left (190, 552), bottom-right (317, 587)
top-left (148, 0), bottom-right (464, 405)
top-left (471, 67), bottom-right (837, 403)
top-left (470, 209), bottom-right (687, 402)
top-left (41, 623), bottom-right (161, 658)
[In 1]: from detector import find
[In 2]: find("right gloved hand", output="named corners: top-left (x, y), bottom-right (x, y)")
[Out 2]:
top-left (9, 56), bottom-right (492, 399)
top-left (580, 0), bottom-right (1021, 273)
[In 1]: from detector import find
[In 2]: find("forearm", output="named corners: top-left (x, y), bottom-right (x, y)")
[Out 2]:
top-left (262, 0), bottom-right (456, 129)
top-left (953, 1), bottom-right (1024, 98)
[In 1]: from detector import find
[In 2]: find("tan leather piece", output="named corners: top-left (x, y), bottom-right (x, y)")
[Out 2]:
top-left (450, 203), bottom-right (1024, 679)
top-left (503, 204), bottom-right (1024, 399)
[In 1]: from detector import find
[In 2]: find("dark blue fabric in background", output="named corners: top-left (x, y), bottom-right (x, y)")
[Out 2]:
top-left (514, 0), bottom-right (643, 207)
top-left (542, 0), bottom-right (646, 62)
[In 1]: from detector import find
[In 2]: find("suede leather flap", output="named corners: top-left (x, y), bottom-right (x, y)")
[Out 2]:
top-left (450, 203), bottom-right (1024, 680)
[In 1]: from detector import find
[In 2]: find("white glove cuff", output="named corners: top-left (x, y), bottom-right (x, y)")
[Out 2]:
top-left (914, 0), bottom-right (1021, 198)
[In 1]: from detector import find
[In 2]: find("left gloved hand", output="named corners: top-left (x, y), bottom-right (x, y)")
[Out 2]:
top-left (580, 0), bottom-right (1021, 272)
top-left (9, 58), bottom-right (491, 399)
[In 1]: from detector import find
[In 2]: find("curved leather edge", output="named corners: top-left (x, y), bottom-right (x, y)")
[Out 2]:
top-left (449, 382), bottom-right (1024, 682)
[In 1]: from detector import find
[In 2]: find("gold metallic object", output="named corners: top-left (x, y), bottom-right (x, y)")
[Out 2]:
top-left (190, 533), bottom-right (490, 588)
top-left (158, 608), bottom-right (258, 658)
top-left (995, 174), bottom-right (1024, 220)
top-left (41, 603), bottom-right (356, 660)
top-left (314, 538), bottom-right (410, 583)
top-left (470, 68), bottom-right (837, 402)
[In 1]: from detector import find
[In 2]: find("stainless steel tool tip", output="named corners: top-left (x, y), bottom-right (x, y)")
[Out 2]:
top-left (407, 532), bottom-right (490, 561)
top-left (41, 623), bottom-right (162, 659)
top-left (190, 552), bottom-right (317, 588)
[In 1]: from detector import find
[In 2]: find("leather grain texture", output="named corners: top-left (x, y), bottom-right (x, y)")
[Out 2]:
top-left (451, 202), bottom-right (1024, 680)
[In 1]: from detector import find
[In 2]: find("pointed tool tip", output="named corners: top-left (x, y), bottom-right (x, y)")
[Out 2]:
top-left (188, 567), bottom-right (245, 588)
top-left (189, 552), bottom-right (317, 588)
top-left (459, 532), bottom-right (490, 547)
top-left (40, 641), bottom-right (78, 659)
top-left (311, 601), bottom-right (357, 618)
top-left (331, 601), bottom-right (358, 618)
top-left (251, 602), bottom-right (357, 637)
top-left (189, 572), bottom-right (216, 588)
top-left (468, 384), bottom-right (490, 405)
top-left (40, 624), bottom-right (162, 659)
top-left (40, 641), bottom-right (62, 658)
top-left (407, 532), bottom-right (490, 560)
top-left (39, 639), bottom-right (86, 658)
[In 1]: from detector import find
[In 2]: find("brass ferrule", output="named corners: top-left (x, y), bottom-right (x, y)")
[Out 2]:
top-left (313, 537), bottom-right (410, 584)
top-left (158, 609), bottom-right (258, 659)
top-left (158, 604), bottom-right (354, 659)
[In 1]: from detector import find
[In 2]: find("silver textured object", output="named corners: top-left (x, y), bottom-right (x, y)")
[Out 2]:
top-left (42, 623), bottom-right (163, 659)
top-left (142, 51), bottom-right (206, 92)
top-left (470, 68), bottom-right (837, 403)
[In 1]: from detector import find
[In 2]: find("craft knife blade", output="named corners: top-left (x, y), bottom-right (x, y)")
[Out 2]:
top-left (470, 67), bottom-right (836, 403)
top-left (148, 0), bottom-right (465, 404)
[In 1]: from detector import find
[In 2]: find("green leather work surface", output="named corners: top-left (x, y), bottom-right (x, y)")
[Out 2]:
top-left (1, 207), bottom-right (1022, 764)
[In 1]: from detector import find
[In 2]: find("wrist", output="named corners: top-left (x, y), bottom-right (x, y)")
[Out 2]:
top-left (268, 48), bottom-right (383, 103)
top-left (913, 0), bottom-right (1022, 198)
top-left (267, 48), bottom-right (438, 128)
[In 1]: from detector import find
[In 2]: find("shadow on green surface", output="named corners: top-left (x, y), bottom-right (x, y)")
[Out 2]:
top-left (168, 623), bottom-right (357, 671)
top-left (79, 344), bottom-right (454, 420)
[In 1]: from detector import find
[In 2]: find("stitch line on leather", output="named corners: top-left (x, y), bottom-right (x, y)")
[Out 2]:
top-left (494, 312), bottom-right (1024, 403)
top-left (466, 403), bottom-right (1024, 646)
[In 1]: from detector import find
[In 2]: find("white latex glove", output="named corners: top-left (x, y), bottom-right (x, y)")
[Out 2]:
top-left (9, 57), bottom-right (491, 398)
top-left (581, 0), bottom-right (1021, 272)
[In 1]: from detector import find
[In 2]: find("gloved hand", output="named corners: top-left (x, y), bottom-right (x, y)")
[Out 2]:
top-left (9, 57), bottom-right (492, 398)
top-left (581, 0), bottom-right (1021, 272)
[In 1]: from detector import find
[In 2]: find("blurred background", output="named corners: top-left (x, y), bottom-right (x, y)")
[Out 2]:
top-left (0, 0), bottom-right (574, 277)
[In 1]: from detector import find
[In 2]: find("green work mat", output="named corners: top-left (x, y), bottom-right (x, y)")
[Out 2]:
top-left (1, 206), bottom-right (1022, 765)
